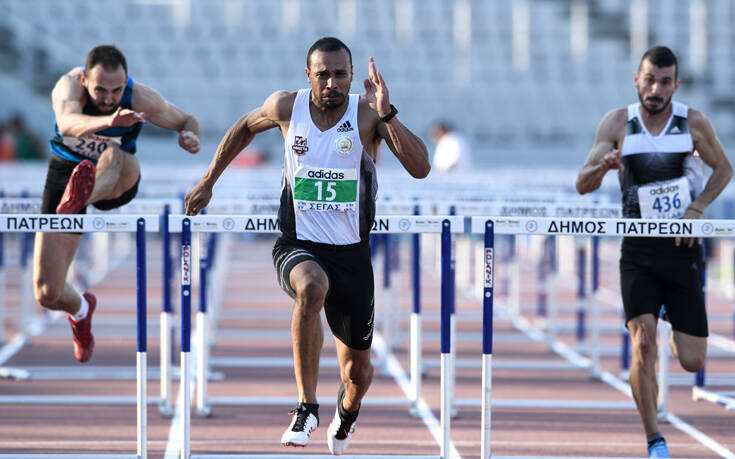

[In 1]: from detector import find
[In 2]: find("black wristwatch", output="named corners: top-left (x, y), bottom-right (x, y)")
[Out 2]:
top-left (379, 104), bottom-right (398, 123)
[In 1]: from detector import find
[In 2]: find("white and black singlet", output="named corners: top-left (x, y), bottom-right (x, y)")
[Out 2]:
top-left (272, 90), bottom-right (378, 350)
top-left (618, 101), bottom-right (707, 337)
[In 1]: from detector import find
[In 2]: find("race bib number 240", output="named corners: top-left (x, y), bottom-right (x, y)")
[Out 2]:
top-left (61, 134), bottom-right (121, 160)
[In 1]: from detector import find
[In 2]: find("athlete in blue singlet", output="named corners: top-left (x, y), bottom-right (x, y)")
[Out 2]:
top-left (576, 46), bottom-right (732, 458)
top-left (34, 45), bottom-right (201, 363)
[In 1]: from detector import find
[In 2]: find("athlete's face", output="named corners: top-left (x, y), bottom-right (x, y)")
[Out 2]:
top-left (306, 49), bottom-right (353, 110)
top-left (81, 64), bottom-right (127, 114)
top-left (634, 60), bottom-right (679, 115)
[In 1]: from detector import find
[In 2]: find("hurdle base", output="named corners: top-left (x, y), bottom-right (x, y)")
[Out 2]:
top-left (0, 366), bottom-right (30, 380)
top-left (197, 405), bottom-right (213, 418)
top-left (159, 403), bottom-right (174, 418)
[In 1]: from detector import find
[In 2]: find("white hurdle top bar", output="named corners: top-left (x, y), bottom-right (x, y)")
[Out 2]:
top-left (168, 215), bottom-right (465, 234)
top-left (0, 214), bottom-right (160, 232)
top-left (471, 216), bottom-right (735, 238)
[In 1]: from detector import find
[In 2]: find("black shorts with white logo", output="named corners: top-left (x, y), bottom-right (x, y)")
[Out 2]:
top-left (620, 237), bottom-right (707, 337)
top-left (272, 235), bottom-right (375, 350)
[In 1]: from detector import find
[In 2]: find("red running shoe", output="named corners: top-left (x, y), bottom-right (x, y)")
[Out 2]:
top-left (68, 292), bottom-right (96, 363)
top-left (56, 160), bottom-right (95, 214)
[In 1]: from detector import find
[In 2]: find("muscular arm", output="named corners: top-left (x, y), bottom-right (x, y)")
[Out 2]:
top-left (185, 91), bottom-right (294, 214)
top-left (376, 113), bottom-right (431, 178)
top-left (52, 68), bottom-right (114, 137)
top-left (132, 83), bottom-right (201, 137)
top-left (688, 109), bottom-right (733, 213)
top-left (575, 109), bottom-right (627, 194)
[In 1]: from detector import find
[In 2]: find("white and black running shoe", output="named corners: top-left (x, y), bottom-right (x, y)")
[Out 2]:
top-left (281, 402), bottom-right (319, 447)
top-left (327, 383), bottom-right (359, 455)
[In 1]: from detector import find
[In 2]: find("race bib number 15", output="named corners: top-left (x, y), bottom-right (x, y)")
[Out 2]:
top-left (293, 166), bottom-right (358, 212)
top-left (637, 176), bottom-right (692, 219)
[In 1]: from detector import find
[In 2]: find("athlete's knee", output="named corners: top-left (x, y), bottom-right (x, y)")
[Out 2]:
top-left (96, 145), bottom-right (125, 175)
top-left (679, 354), bottom-right (705, 372)
top-left (677, 345), bottom-right (706, 372)
top-left (342, 359), bottom-right (373, 387)
top-left (632, 330), bottom-right (657, 362)
top-left (294, 280), bottom-right (327, 313)
top-left (34, 278), bottom-right (62, 308)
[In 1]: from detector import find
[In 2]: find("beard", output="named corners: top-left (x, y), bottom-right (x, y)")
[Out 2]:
top-left (318, 90), bottom-right (347, 109)
top-left (93, 101), bottom-right (119, 115)
top-left (86, 91), bottom-right (120, 115)
top-left (638, 91), bottom-right (671, 115)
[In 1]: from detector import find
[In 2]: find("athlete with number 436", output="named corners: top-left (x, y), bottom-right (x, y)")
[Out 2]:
top-left (185, 37), bottom-right (430, 455)
top-left (35, 44), bottom-right (201, 363)
top-left (576, 46), bottom-right (732, 458)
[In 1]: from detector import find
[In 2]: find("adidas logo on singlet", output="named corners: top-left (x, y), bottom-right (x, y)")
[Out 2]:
top-left (337, 120), bottom-right (353, 132)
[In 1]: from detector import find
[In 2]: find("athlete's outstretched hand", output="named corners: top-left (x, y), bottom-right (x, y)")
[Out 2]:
top-left (600, 149), bottom-right (623, 172)
top-left (179, 130), bottom-right (201, 154)
top-left (109, 107), bottom-right (146, 127)
top-left (363, 57), bottom-right (392, 119)
top-left (185, 180), bottom-right (212, 216)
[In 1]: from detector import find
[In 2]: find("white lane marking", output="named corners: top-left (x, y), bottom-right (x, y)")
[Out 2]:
top-left (372, 333), bottom-right (463, 459)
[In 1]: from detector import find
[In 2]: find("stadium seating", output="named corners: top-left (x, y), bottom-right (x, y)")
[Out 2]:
top-left (0, 0), bottom-right (732, 159)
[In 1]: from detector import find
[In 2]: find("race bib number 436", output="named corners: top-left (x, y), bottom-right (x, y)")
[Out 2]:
top-left (637, 176), bottom-right (692, 219)
top-left (293, 166), bottom-right (357, 212)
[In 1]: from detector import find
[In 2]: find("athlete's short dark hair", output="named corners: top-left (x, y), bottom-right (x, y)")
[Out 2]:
top-left (86, 45), bottom-right (127, 75)
top-left (640, 46), bottom-right (678, 79)
top-left (306, 37), bottom-right (352, 68)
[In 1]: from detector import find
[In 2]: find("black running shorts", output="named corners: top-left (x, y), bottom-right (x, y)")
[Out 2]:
top-left (272, 235), bottom-right (375, 350)
top-left (619, 237), bottom-right (707, 337)
top-left (41, 155), bottom-right (140, 215)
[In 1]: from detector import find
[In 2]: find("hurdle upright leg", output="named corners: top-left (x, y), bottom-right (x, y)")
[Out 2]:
top-left (135, 218), bottom-right (148, 459)
top-left (409, 205), bottom-right (423, 417)
top-left (0, 228), bottom-right (4, 344)
top-left (590, 235), bottom-right (601, 379)
top-left (180, 219), bottom-right (193, 459)
top-left (481, 220), bottom-right (494, 459)
top-left (439, 220), bottom-right (452, 458)
top-left (160, 204), bottom-right (174, 417)
top-left (197, 232), bottom-right (212, 418)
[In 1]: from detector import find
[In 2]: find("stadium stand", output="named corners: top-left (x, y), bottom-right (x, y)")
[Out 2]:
top-left (0, 0), bottom-right (732, 164)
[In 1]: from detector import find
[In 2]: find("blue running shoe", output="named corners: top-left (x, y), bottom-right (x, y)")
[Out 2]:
top-left (648, 438), bottom-right (670, 458)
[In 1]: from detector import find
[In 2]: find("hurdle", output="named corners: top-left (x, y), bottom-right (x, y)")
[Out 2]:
top-left (173, 214), bottom-right (464, 458)
top-left (0, 213), bottom-right (156, 458)
top-left (174, 212), bottom-right (464, 417)
top-left (0, 197), bottom-right (188, 407)
top-left (471, 215), bottom-right (735, 459)
top-left (417, 201), bottom-right (623, 380)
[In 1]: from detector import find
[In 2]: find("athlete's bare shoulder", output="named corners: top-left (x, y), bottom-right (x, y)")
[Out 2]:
top-left (601, 107), bottom-right (628, 127)
top-left (686, 107), bottom-right (717, 144)
top-left (261, 90), bottom-right (297, 123)
top-left (686, 107), bottom-right (708, 129)
top-left (596, 107), bottom-right (628, 142)
top-left (52, 67), bottom-right (84, 96)
top-left (51, 67), bottom-right (86, 113)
